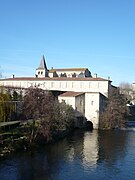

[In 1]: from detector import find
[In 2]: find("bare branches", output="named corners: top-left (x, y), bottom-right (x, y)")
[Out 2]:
top-left (22, 88), bottom-right (75, 145)
top-left (100, 91), bottom-right (129, 129)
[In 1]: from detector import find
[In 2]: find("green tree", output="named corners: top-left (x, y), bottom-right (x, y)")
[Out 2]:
top-left (12, 91), bottom-right (18, 101)
top-left (52, 101), bottom-right (75, 132)
top-left (0, 89), bottom-right (13, 122)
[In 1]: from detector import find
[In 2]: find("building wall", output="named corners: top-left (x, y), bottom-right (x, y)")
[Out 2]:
top-left (58, 94), bottom-right (85, 128)
top-left (99, 94), bottom-right (107, 113)
top-left (58, 96), bottom-right (75, 109)
top-left (58, 92), bottom-right (105, 129)
top-left (36, 69), bottom-right (46, 78)
top-left (0, 79), bottom-right (109, 97)
top-left (85, 93), bottom-right (100, 129)
top-left (75, 94), bottom-right (85, 115)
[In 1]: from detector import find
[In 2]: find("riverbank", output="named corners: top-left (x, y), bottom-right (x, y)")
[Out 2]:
top-left (0, 120), bottom-right (77, 159)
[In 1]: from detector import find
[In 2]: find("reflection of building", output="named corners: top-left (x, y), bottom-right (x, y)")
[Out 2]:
top-left (0, 55), bottom-right (117, 129)
top-left (64, 130), bottom-right (99, 169)
top-left (82, 131), bottom-right (99, 169)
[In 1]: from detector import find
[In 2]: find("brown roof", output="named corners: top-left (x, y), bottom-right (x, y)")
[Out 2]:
top-left (59, 91), bottom-right (84, 97)
top-left (59, 91), bottom-right (107, 97)
top-left (49, 68), bottom-right (88, 72)
top-left (0, 77), bottom-right (111, 82)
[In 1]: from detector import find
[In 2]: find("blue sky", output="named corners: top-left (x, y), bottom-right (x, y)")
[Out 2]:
top-left (0, 0), bottom-right (135, 86)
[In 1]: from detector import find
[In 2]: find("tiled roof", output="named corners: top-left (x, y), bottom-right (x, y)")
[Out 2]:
top-left (49, 68), bottom-right (88, 72)
top-left (59, 91), bottom-right (107, 97)
top-left (0, 77), bottom-right (111, 82)
top-left (59, 91), bottom-right (84, 97)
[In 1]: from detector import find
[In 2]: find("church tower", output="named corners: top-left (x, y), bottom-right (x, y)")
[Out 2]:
top-left (36, 55), bottom-right (48, 77)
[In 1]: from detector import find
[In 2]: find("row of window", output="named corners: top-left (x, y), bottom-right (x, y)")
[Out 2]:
top-left (50, 82), bottom-right (100, 88)
top-left (38, 71), bottom-right (43, 75)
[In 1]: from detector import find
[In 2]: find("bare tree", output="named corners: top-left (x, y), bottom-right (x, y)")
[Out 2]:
top-left (119, 82), bottom-right (131, 91)
top-left (119, 82), bottom-right (131, 100)
top-left (100, 90), bottom-right (129, 129)
top-left (119, 82), bottom-right (135, 104)
top-left (23, 87), bottom-right (54, 144)
top-left (23, 87), bottom-right (75, 145)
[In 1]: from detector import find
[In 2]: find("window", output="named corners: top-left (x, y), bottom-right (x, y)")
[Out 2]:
top-left (41, 71), bottom-right (43, 75)
top-left (72, 82), bottom-right (74, 88)
top-left (80, 100), bottom-right (83, 106)
top-left (72, 73), bottom-right (76, 77)
top-left (51, 82), bottom-right (54, 88)
top-left (91, 101), bottom-right (94, 105)
top-left (59, 82), bottom-right (61, 88)
top-left (80, 82), bottom-right (83, 88)
top-left (38, 71), bottom-right (40, 74)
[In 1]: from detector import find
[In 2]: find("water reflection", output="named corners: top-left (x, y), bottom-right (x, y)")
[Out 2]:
top-left (82, 131), bottom-right (99, 169)
top-left (0, 130), bottom-right (131, 180)
top-left (98, 130), bottom-right (127, 166)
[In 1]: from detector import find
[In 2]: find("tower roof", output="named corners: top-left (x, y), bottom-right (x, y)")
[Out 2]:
top-left (37, 55), bottom-right (47, 70)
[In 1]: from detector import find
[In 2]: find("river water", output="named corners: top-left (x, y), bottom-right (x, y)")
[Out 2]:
top-left (0, 129), bottom-right (135, 180)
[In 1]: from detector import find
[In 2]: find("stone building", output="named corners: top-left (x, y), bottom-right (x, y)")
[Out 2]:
top-left (36, 55), bottom-right (92, 78)
top-left (0, 55), bottom-right (116, 129)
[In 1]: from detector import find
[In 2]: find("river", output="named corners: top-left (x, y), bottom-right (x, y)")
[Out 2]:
top-left (0, 129), bottom-right (135, 180)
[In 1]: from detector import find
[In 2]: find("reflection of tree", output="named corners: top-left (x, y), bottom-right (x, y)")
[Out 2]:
top-left (98, 130), bottom-right (127, 166)
top-left (15, 130), bottom-right (84, 180)
top-left (15, 150), bottom-right (60, 180)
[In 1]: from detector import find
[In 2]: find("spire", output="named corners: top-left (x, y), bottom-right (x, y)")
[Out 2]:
top-left (38, 55), bottom-right (47, 70)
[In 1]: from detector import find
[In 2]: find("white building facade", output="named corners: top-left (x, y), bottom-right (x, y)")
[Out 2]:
top-left (0, 55), bottom-right (116, 129)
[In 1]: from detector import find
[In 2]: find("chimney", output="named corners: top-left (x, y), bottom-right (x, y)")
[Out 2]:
top-left (93, 73), bottom-right (97, 78)
top-left (12, 74), bottom-right (15, 78)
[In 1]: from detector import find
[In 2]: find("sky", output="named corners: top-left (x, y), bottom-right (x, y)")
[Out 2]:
top-left (0, 0), bottom-right (135, 86)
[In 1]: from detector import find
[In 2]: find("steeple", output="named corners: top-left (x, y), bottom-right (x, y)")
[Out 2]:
top-left (38, 55), bottom-right (47, 70)
top-left (36, 55), bottom-right (48, 77)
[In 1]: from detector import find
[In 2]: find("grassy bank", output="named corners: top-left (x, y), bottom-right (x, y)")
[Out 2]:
top-left (0, 120), bottom-right (74, 159)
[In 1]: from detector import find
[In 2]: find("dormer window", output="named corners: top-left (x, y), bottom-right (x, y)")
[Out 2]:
top-left (38, 71), bottom-right (40, 74)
